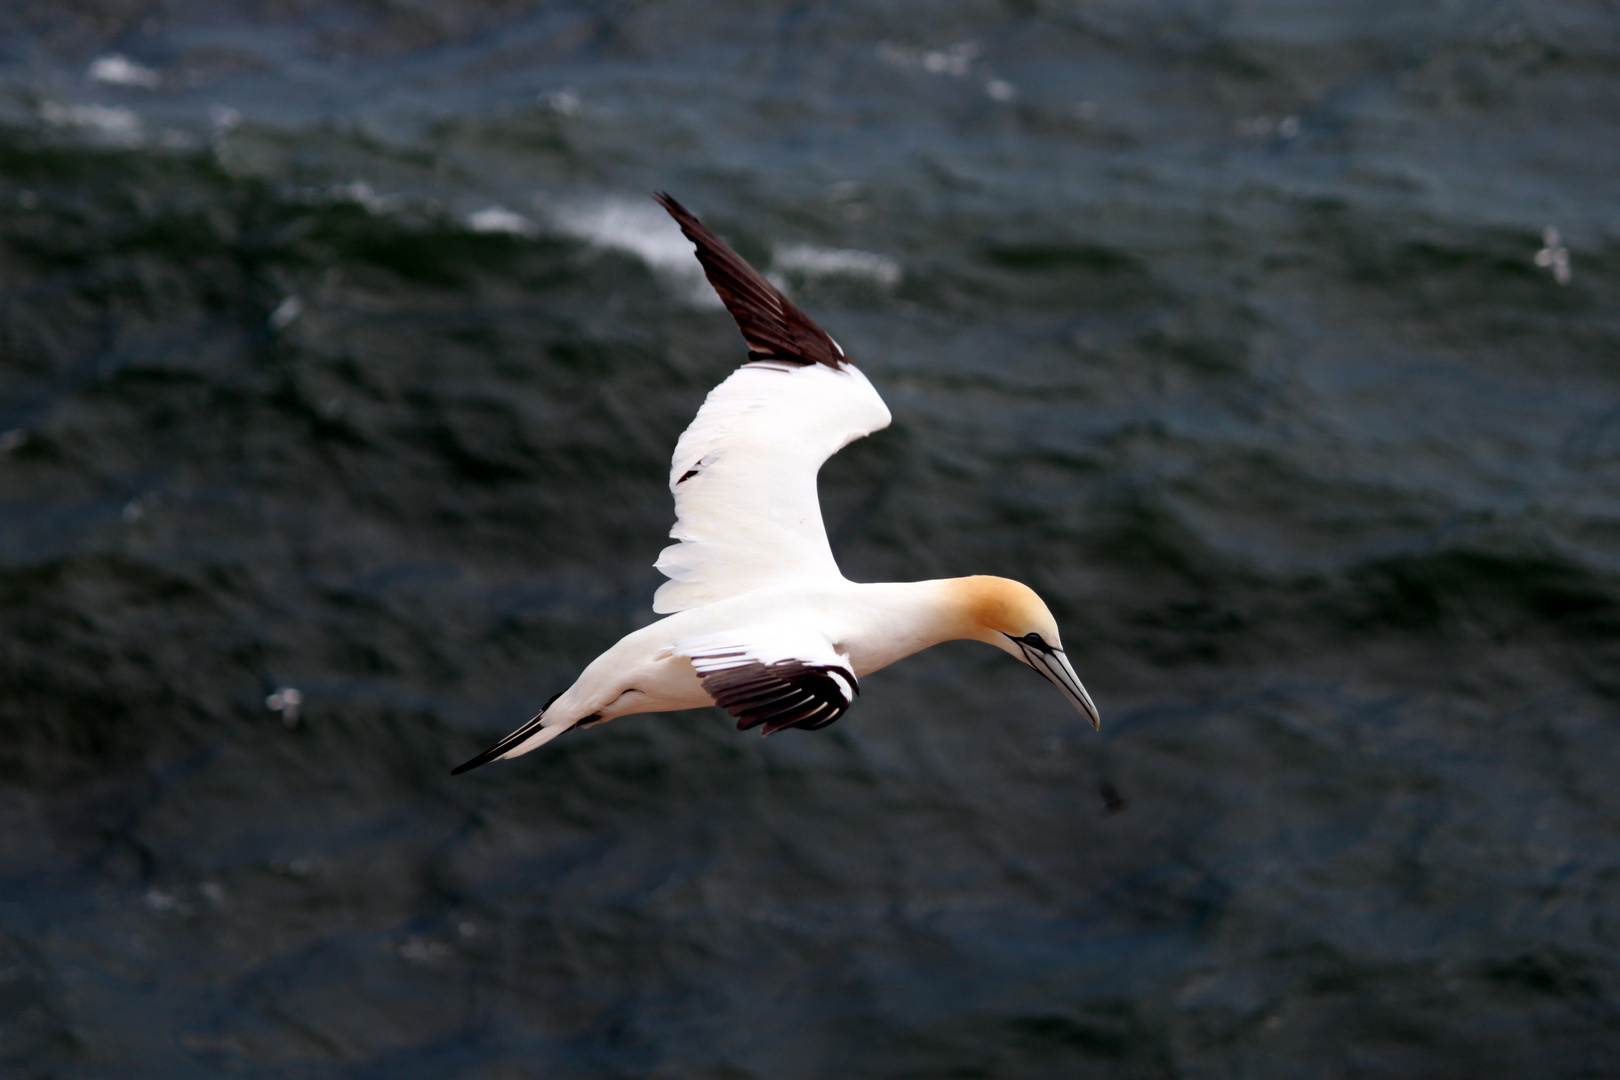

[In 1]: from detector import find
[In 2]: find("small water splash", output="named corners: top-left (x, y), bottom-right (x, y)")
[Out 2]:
top-left (268, 296), bottom-right (303, 330)
top-left (772, 243), bottom-right (902, 289)
top-left (326, 181), bottom-right (406, 214)
top-left (1534, 226), bottom-right (1571, 285)
top-left (1236, 114), bottom-right (1301, 140)
top-left (880, 41), bottom-right (980, 77)
top-left (537, 88), bottom-right (581, 116)
top-left (466, 206), bottom-right (538, 237)
top-left (88, 54), bottom-right (161, 89)
top-left (266, 687), bottom-right (303, 727)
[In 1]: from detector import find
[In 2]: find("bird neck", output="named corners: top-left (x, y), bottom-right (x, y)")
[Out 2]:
top-left (852, 576), bottom-right (1013, 655)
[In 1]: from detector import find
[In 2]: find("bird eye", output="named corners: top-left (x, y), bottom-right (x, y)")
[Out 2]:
top-left (1002, 630), bottom-right (1055, 654)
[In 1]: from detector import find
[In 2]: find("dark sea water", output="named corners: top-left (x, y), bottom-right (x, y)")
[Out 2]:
top-left (2, 2), bottom-right (1619, 1076)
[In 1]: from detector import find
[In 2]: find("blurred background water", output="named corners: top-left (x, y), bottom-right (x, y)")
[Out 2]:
top-left (1, 1), bottom-right (1618, 1076)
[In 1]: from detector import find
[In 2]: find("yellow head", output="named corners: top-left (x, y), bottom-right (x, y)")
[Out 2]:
top-left (949, 576), bottom-right (1100, 729)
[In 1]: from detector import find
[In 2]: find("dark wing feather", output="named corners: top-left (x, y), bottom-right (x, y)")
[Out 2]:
top-left (654, 192), bottom-right (848, 370)
top-left (450, 691), bottom-right (596, 775)
top-left (451, 712), bottom-right (546, 775)
top-left (695, 654), bottom-right (859, 735)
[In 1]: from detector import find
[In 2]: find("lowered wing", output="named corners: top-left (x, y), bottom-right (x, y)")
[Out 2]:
top-left (675, 623), bottom-right (859, 735)
top-left (651, 195), bottom-right (892, 613)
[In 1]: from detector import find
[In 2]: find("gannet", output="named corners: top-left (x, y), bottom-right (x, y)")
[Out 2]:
top-left (453, 194), bottom-right (1098, 774)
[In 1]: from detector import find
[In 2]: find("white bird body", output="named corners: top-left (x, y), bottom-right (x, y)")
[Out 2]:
top-left (453, 195), bottom-right (1099, 775)
top-left (486, 578), bottom-right (1017, 757)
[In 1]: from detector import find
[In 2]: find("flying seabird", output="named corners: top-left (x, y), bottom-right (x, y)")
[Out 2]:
top-left (453, 193), bottom-right (1098, 774)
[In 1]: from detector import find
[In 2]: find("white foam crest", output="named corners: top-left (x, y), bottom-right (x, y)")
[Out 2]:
top-left (537, 88), bottom-right (581, 116)
top-left (540, 196), bottom-right (718, 306)
top-left (466, 206), bottom-right (538, 236)
top-left (986, 79), bottom-right (1017, 102)
top-left (327, 181), bottom-right (406, 214)
top-left (88, 54), bottom-right (161, 89)
top-left (39, 102), bottom-right (143, 145)
top-left (773, 243), bottom-right (902, 289)
top-left (879, 41), bottom-right (980, 77)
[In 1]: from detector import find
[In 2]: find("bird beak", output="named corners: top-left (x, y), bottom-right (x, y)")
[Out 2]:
top-left (1023, 645), bottom-right (1100, 730)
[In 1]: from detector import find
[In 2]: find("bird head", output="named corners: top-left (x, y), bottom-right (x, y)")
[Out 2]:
top-left (954, 576), bottom-right (1100, 729)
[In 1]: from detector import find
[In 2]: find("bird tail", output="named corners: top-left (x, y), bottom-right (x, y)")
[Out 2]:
top-left (452, 693), bottom-right (577, 775)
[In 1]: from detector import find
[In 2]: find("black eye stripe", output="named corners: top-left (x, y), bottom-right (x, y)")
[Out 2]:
top-left (1005, 631), bottom-right (1056, 654)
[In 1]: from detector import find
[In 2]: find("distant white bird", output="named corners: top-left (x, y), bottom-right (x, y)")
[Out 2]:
top-left (453, 194), bottom-right (1098, 774)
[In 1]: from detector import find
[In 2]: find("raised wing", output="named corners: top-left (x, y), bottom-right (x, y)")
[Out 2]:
top-left (676, 624), bottom-right (859, 734)
top-left (651, 196), bottom-right (892, 613)
top-left (656, 192), bottom-right (848, 368)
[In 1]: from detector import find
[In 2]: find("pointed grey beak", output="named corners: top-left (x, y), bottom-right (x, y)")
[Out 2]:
top-left (1021, 644), bottom-right (1100, 730)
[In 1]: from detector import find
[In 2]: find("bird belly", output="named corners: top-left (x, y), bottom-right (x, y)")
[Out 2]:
top-left (592, 651), bottom-right (714, 719)
top-left (572, 580), bottom-right (945, 722)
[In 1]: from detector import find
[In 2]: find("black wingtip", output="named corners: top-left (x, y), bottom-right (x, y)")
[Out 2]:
top-left (651, 191), bottom-right (848, 370)
top-left (455, 692), bottom-right (570, 775)
top-left (450, 746), bottom-right (502, 775)
top-left (653, 191), bottom-right (693, 231)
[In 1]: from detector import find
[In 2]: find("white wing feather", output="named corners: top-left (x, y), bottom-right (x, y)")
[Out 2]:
top-left (673, 622), bottom-right (850, 672)
top-left (652, 361), bottom-right (891, 613)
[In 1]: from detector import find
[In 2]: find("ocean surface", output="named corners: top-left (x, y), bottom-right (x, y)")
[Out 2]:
top-left (2, 2), bottom-right (1618, 1076)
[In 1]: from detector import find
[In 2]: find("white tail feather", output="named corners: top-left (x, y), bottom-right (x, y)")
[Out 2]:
top-left (498, 720), bottom-right (575, 761)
